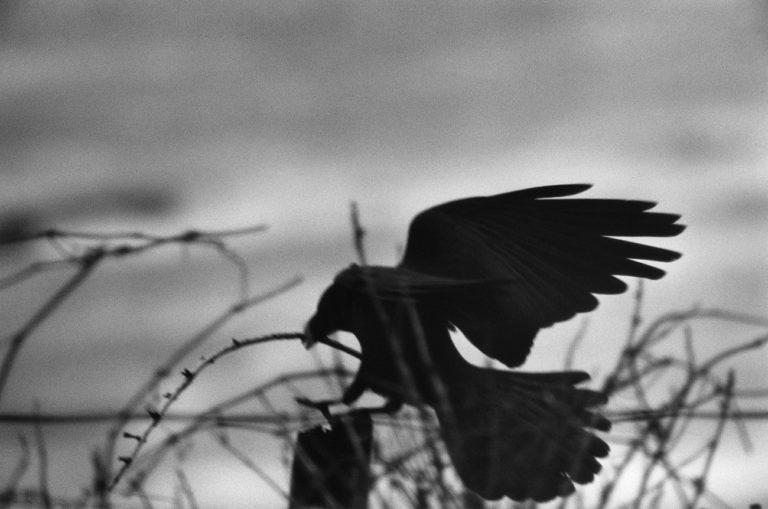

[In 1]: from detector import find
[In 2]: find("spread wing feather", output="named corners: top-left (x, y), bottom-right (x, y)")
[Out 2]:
top-left (395, 184), bottom-right (685, 366)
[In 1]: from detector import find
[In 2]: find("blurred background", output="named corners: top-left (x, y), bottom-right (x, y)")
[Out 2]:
top-left (0, 0), bottom-right (766, 507)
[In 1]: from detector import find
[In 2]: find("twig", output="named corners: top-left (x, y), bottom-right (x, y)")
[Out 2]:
top-left (596, 281), bottom-right (768, 508)
top-left (636, 307), bottom-right (768, 351)
top-left (698, 333), bottom-right (768, 373)
top-left (6, 224), bottom-right (268, 245)
top-left (214, 430), bottom-right (292, 502)
top-left (110, 363), bottom-right (356, 491)
top-left (0, 434), bottom-right (30, 508)
top-left (2, 224), bottom-right (268, 311)
top-left (107, 330), bottom-right (304, 489)
top-left (350, 201), bottom-right (368, 266)
top-left (0, 259), bottom-right (74, 292)
top-left (120, 368), bottom-right (353, 495)
top-left (689, 371), bottom-right (735, 509)
top-left (606, 408), bottom-right (768, 422)
top-left (33, 405), bottom-right (52, 509)
top-left (0, 250), bottom-right (101, 404)
top-left (564, 318), bottom-right (589, 370)
top-left (103, 276), bottom-right (304, 485)
top-left (175, 468), bottom-right (199, 509)
top-left (133, 484), bottom-right (155, 509)
top-left (628, 279), bottom-right (644, 344)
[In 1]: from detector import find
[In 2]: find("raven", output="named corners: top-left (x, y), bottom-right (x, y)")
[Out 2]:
top-left (302, 184), bottom-right (684, 502)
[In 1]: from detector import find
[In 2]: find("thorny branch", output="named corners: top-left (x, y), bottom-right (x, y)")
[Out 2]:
top-left (114, 368), bottom-right (354, 496)
top-left (0, 225), bottom-right (269, 405)
top-left (107, 332), bottom-right (357, 490)
top-left (0, 225), bottom-right (267, 292)
top-left (2, 218), bottom-right (767, 508)
top-left (102, 276), bottom-right (304, 488)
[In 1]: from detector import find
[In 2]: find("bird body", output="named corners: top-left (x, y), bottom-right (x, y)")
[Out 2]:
top-left (311, 265), bottom-right (485, 405)
top-left (303, 184), bottom-right (685, 501)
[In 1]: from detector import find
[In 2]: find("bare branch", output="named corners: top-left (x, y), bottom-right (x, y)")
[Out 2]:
top-left (215, 430), bottom-right (292, 502)
top-left (32, 406), bottom-right (52, 509)
top-left (350, 201), bottom-right (368, 266)
top-left (175, 468), bottom-right (199, 509)
top-left (0, 434), bottom-right (30, 508)
top-left (0, 251), bottom-right (101, 403)
top-left (564, 318), bottom-right (589, 370)
top-left (103, 275), bottom-right (304, 484)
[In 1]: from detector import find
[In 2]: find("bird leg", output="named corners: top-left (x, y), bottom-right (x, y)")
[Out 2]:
top-left (295, 396), bottom-right (338, 421)
top-left (365, 397), bottom-right (403, 415)
top-left (296, 395), bottom-right (403, 421)
top-left (295, 373), bottom-right (369, 422)
top-left (340, 372), bottom-right (403, 414)
top-left (340, 374), bottom-right (367, 405)
top-left (296, 374), bottom-right (403, 421)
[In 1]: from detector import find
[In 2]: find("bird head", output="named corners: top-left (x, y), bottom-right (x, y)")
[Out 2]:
top-left (303, 282), bottom-right (348, 349)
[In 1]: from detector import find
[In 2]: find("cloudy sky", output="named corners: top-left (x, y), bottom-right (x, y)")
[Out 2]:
top-left (1, 1), bottom-right (767, 507)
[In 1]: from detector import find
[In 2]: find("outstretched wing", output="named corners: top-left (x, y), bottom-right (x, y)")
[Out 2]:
top-left (397, 184), bottom-right (685, 367)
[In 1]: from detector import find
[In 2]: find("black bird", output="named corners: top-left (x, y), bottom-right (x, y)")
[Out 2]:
top-left (302, 184), bottom-right (685, 502)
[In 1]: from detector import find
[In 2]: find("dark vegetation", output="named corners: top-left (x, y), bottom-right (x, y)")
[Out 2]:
top-left (0, 210), bottom-right (766, 508)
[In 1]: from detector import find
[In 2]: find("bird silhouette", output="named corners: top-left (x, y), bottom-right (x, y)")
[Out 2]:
top-left (302, 184), bottom-right (685, 502)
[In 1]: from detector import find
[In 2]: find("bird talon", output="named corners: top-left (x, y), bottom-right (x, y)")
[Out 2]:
top-left (295, 397), bottom-right (338, 422)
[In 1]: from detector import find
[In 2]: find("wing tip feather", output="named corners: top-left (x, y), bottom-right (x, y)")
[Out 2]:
top-left (511, 183), bottom-right (593, 200)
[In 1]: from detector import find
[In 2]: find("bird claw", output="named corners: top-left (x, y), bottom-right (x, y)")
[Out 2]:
top-left (295, 397), bottom-right (338, 422)
top-left (368, 398), bottom-right (403, 415)
top-left (295, 396), bottom-right (403, 425)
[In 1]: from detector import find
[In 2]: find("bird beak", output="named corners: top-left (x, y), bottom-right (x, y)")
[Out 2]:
top-left (302, 323), bottom-right (317, 349)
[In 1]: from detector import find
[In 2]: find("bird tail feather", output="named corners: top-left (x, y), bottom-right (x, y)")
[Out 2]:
top-left (437, 368), bottom-right (610, 502)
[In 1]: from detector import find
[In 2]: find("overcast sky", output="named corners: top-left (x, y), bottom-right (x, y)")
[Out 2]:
top-left (1, 1), bottom-right (767, 507)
